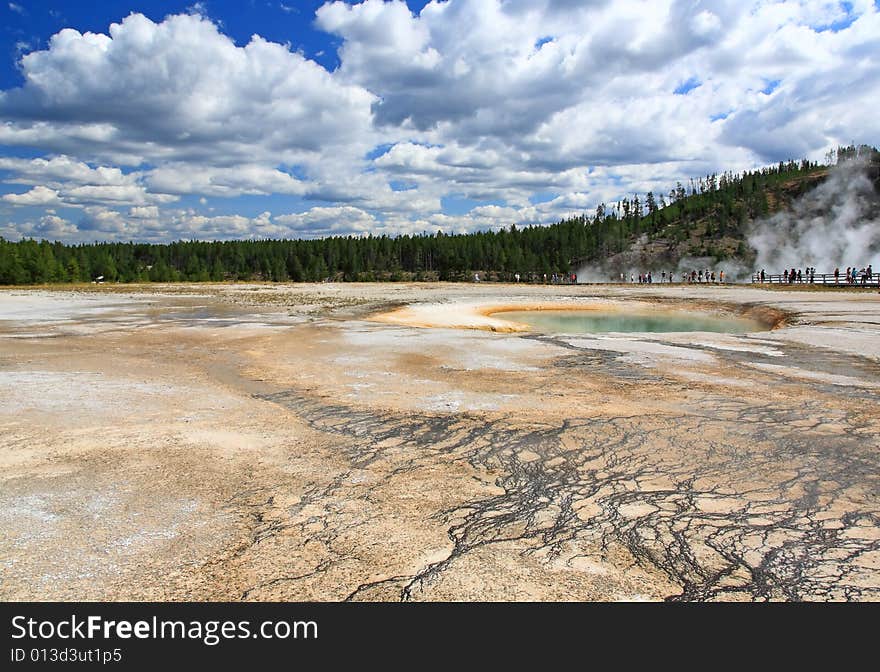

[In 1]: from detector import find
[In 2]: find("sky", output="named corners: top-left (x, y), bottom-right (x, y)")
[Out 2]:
top-left (0, 0), bottom-right (878, 243)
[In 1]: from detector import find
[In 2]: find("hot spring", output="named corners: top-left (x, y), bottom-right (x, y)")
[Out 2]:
top-left (490, 308), bottom-right (764, 334)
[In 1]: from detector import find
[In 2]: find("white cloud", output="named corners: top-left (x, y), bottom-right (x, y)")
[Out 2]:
top-left (146, 163), bottom-right (308, 197)
top-left (34, 214), bottom-right (77, 238)
top-left (2, 186), bottom-right (63, 206)
top-left (1, 174), bottom-right (178, 209)
top-left (0, 155), bottom-right (136, 187)
top-left (275, 206), bottom-right (379, 237)
top-left (186, 3), bottom-right (208, 17)
top-left (0, 12), bottom-right (376, 168)
top-left (129, 206), bottom-right (159, 219)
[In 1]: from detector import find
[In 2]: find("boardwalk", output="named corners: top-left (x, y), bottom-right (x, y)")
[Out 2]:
top-left (752, 272), bottom-right (879, 287)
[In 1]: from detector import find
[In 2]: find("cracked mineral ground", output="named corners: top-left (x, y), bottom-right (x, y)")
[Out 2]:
top-left (1, 282), bottom-right (878, 601)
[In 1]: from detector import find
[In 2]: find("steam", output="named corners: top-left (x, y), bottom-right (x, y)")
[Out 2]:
top-left (748, 159), bottom-right (880, 276)
top-left (575, 234), bottom-right (677, 283)
top-left (574, 265), bottom-right (621, 283)
top-left (575, 253), bottom-right (736, 284)
top-left (674, 255), bottom-right (749, 283)
top-left (575, 157), bottom-right (879, 283)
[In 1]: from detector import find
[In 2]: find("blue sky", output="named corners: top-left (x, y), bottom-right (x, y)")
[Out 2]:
top-left (0, 0), bottom-right (878, 243)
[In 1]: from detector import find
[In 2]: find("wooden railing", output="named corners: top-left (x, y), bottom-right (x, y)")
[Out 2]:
top-left (751, 272), bottom-right (879, 287)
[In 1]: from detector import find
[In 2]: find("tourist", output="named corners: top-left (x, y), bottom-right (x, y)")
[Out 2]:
top-left (719, 270), bottom-right (724, 283)
top-left (760, 269), bottom-right (766, 283)
top-left (835, 268), bottom-right (840, 283)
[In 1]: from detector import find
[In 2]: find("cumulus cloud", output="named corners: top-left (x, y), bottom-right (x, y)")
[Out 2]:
top-left (33, 213), bottom-right (77, 238)
top-left (0, 168), bottom-right (178, 209)
top-left (2, 185), bottom-right (63, 206)
top-left (145, 164), bottom-right (308, 197)
top-left (275, 206), bottom-right (379, 237)
top-left (0, 155), bottom-right (137, 187)
top-left (0, 12), bottom-right (376, 167)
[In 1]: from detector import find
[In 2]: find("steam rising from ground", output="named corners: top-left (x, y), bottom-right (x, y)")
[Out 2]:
top-left (576, 253), bottom-right (747, 285)
top-left (575, 158), bottom-right (878, 283)
top-left (748, 160), bottom-right (880, 275)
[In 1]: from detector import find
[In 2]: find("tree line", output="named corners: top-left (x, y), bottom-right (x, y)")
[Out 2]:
top-left (1, 147), bottom-right (875, 286)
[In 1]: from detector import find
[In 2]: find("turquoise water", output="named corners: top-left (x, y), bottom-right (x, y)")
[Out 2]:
top-left (494, 309), bottom-right (761, 334)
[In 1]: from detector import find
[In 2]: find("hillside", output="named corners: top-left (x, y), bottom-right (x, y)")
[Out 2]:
top-left (582, 163), bottom-right (832, 278)
top-left (0, 144), bottom-right (877, 285)
top-left (581, 144), bottom-right (879, 278)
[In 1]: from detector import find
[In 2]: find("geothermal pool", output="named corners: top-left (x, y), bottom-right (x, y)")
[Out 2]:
top-left (491, 308), bottom-right (763, 334)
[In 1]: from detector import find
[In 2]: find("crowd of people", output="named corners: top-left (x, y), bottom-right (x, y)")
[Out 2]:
top-left (834, 266), bottom-right (874, 285)
top-left (621, 269), bottom-right (725, 284)
top-left (473, 272), bottom-right (579, 284)
top-left (473, 264), bottom-right (875, 286)
top-left (755, 265), bottom-right (874, 285)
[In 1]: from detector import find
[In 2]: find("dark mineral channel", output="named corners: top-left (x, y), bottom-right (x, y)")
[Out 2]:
top-left (256, 334), bottom-right (880, 602)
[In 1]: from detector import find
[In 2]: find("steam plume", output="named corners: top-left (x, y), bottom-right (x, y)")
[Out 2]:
top-left (747, 159), bottom-right (880, 275)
